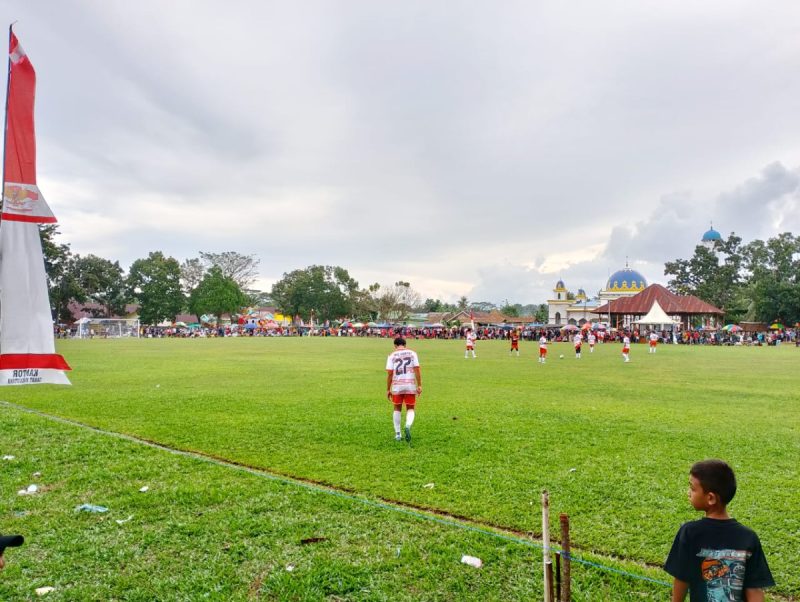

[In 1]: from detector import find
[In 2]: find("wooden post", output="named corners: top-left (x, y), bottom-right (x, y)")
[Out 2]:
top-left (560, 513), bottom-right (571, 602)
top-left (542, 490), bottom-right (553, 602)
top-left (555, 551), bottom-right (561, 601)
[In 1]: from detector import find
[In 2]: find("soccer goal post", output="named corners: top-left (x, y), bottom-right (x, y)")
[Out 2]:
top-left (77, 318), bottom-right (140, 338)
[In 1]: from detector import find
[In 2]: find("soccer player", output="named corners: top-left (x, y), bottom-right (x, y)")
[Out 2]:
top-left (588, 332), bottom-right (597, 353)
top-left (573, 332), bottom-right (582, 359)
top-left (649, 331), bottom-right (659, 353)
top-left (622, 333), bottom-right (631, 362)
top-left (386, 336), bottom-right (422, 442)
top-left (538, 335), bottom-right (548, 363)
top-left (465, 328), bottom-right (477, 359)
top-left (509, 330), bottom-right (520, 356)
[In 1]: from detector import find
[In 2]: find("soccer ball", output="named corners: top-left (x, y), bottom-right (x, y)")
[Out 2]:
top-left (559, 354), bottom-right (564, 359)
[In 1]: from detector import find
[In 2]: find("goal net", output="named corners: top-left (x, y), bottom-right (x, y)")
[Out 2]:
top-left (76, 318), bottom-right (140, 338)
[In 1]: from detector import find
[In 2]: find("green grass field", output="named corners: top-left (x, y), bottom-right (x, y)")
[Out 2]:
top-left (1, 338), bottom-right (797, 600)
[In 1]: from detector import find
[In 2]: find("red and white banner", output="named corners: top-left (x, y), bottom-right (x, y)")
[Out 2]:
top-left (1, 28), bottom-right (70, 385)
top-left (2, 32), bottom-right (55, 223)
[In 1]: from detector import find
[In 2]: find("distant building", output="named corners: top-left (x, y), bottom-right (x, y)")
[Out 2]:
top-left (701, 223), bottom-right (723, 249)
top-left (597, 264), bottom-right (648, 305)
top-left (593, 284), bottom-right (723, 330)
top-left (547, 263), bottom-right (647, 326)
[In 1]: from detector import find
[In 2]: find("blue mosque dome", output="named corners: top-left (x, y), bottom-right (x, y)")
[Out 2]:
top-left (702, 227), bottom-right (722, 242)
top-left (555, 279), bottom-right (566, 290)
top-left (606, 267), bottom-right (647, 292)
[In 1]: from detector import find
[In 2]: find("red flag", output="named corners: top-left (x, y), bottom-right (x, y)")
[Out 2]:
top-left (2, 30), bottom-right (56, 223)
top-left (1, 28), bottom-right (70, 385)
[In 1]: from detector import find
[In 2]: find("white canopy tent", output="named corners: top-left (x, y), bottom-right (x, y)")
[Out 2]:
top-left (633, 300), bottom-right (680, 329)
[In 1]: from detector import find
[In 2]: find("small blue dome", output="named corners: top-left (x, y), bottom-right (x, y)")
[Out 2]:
top-left (607, 268), bottom-right (647, 291)
top-left (702, 228), bottom-right (722, 242)
top-left (576, 288), bottom-right (587, 298)
top-left (555, 279), bottom-right (566, 290)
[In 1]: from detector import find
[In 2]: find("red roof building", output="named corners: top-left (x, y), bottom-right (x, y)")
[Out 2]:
top-left (592, 284), bottom-right (723, 330)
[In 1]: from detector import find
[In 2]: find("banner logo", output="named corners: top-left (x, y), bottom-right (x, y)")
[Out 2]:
top-left (3, 183), bottom-right (40, 213)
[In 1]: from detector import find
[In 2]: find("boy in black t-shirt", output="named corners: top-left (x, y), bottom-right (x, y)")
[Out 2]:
top-left (664, 459), bottom-right (774, 601)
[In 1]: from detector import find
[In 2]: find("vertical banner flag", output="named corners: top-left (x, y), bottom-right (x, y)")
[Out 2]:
top-left (0, 28), bottom-right (71, 385)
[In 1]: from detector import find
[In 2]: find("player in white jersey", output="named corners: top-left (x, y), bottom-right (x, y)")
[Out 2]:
top-left (386, 337), bottom-right (422, 442)
top-left (465, 328), bottom-right (477, 359)
top-left (649, 331), bottom-right (659, 353)
top-left (538, 335), bottom-right (548, 363)
top-left (573, 332), bottom-right (583, 359)
top-left (588, 332), bottom-right (597, 353)
top-left (622, 334), bottom-right (631, 362)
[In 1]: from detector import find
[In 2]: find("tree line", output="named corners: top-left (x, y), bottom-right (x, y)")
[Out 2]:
top-left (42, 226), bottom-right (257, 325)
top-left (38, 226), bottom-right (797, 327)
top-left (39, 226), bottom-right (548, 326)
top-left (665, 232), bottom-right (800, 325)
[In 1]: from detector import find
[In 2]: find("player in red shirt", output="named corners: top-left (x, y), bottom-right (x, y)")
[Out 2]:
top-left (509, 330), bottom-right (520, 356)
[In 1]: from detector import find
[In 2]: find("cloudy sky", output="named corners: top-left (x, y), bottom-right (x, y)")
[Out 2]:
top-left (4, 1), bottom-right (800, 305)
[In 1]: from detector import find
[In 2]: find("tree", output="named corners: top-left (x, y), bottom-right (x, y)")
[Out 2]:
top-left (199, 251), bottom-right (260, 289)
top-left (421, 298), bottom-right (443, 312)
top-left (127, 251), bottom-right (184, 325)
top-left (366, 281), bottom-right (422, 321)
top-left (500, 301), bottom-right (520, 317)
top-left (188, 266), bottom-right (248, 323)
top-left (533, 303), bottom-right (549, 324)
top-left (664, 232), bottom-right (800, 324)
top-left (74, 254), bottom-right (128, 318)
top-left (420, 298), bottom-right (458, 313)
top-left (664, 234), bottom-right (746, 319)
top-left (516, 303), bottom-right (542, 318)
top-left (271, 265), bottom-right (359, 321)
top-left (741, 233), bottom-right (800, 324)
top-left (180, 258), bottom-right (206, 296)
top-left (39, 225), bottom-right (85, 323)
top-left (457, 296), bottom-right (468, 310)
top-left (469, 301), bottom-right (497, 313)
top-left (247, 290), bottom-right (274, 307)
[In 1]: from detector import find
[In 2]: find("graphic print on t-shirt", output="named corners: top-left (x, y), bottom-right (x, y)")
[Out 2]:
top-left (697, 548), bottom-right (749, 601)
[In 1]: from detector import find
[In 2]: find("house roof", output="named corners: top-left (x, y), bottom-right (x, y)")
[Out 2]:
top-left (447, 309), bottom-right (535, 325)
top-left (67, 302), bottom-right (140, 321)
top-left (67, 302), bottom-right (198, 324)
top-left (593, 283), bottom-right (723, 315)
top-left (425, 312), bottom-right (450, 323)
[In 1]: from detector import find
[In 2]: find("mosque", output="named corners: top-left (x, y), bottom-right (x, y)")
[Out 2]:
top-left (701, 223), bottom-right (722, 249)
top-left (547, 225), bottom-right (723, 326)
top-left (547, 263), bottom-right (648, 326)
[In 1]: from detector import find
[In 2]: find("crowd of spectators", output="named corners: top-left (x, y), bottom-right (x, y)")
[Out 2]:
top-left (68, 322), bottom-right (797, 346)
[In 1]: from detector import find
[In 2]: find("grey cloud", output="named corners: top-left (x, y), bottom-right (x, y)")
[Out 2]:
top-left (7, 1), bottom-right (800, 304)
top-left (469, 162), bottom-right (800, 305)
top-left (714, 162), bottom-right (800, 238)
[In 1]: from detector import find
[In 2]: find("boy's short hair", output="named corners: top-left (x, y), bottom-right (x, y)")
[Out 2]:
top-left (690, 459), bottom-right (737, 505)
top-left (393, 336), bottom-right (406, 347)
